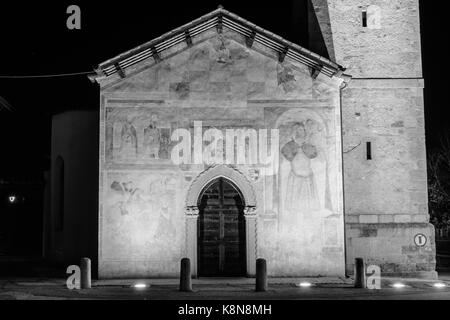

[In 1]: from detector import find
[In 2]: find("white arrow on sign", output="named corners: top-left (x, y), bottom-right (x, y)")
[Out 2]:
top-left (414, 234), bottom-right (427, 247)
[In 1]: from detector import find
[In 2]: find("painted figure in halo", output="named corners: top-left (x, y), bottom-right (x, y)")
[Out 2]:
top-left (282, 122), bottom-right (320, 214)
top-left (158, 129), bottom-right (172, 160)
top-left (143, 114), bottom-right (161, 159)
top-left (120, 116), bottom-right (138, 157)
top-left (279, 119), bottom-right (330, 228)
top-left (215, 35), bottom-right (230, 64)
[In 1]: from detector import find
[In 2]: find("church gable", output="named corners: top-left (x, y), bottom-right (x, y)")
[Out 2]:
top-left (103, 33), bottom-right (339, 102)
top-left (93, 6), bottom-right (346, 102)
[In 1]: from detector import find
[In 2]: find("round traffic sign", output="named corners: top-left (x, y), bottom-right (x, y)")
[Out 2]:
top-left (414, 234), bottom-right (427, 247)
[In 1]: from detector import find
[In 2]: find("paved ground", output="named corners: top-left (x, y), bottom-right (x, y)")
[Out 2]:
top-left (1, 276), bottom-right (450, 300)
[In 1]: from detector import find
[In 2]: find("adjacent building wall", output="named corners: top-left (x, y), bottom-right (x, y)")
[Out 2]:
top-left (49, 111), bottom-right (99, 272)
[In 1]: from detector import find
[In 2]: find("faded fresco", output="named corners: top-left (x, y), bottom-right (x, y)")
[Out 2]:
top-left (260, 107), bottom-right (344, 275)
top-left (102, 172), bottom-right (183, 263)
top-left (104, 32), bottom-right (319, 103)
top-left (278, 111), bottom-right (333, 224)
top-left (105, 106), bottom-right (266, 166)
top-left (108, 108), bottom-right (176, 164)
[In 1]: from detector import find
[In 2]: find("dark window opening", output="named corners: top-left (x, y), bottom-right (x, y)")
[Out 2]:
top-left (366, 142), bottom-right (372, 160)
top-left (362, 10), bottom-right (368, 27)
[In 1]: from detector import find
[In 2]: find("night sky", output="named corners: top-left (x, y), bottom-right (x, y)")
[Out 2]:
top-left (0, 0), bottom-right (447, 181)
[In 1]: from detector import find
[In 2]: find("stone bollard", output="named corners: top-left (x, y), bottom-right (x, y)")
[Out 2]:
top-left (80, 257), bottom-right (91, 289)
top-left (354, 258), bottom-right (366, 289)
top-left (179, 258), bottom-right (192, 292)
top-left (255, 258), bottom-right (267, 292)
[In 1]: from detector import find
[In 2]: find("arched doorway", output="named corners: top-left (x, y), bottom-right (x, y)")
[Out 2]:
top-left (197, 178), bottom-right (246, 277)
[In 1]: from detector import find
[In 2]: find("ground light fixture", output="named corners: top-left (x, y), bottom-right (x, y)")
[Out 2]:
top-left (433, 283), bottom-right (447, 288)
top-left (391, 283), bottom-right (407, 289)
top-left (296, 282), bottom-right (313, 288)
top-left (132, 283), bottom-right (149, 289)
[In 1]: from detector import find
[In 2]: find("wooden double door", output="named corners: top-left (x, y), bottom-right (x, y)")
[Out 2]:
top-left (198, 178), bottom-right (246, 277)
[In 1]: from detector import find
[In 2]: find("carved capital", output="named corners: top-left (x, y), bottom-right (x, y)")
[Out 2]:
top-left (244, 206), bottom-right (257, 217)
top-left (186, 206), bottom-right (199, 217)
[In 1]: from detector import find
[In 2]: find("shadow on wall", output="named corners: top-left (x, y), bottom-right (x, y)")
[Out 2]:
top-left (308, 0), bottom-right (334, 61)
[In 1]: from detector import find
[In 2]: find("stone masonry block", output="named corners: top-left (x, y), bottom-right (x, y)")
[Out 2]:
top-left (345, 215), bottom-right (359, 223)
top-left (394, 215), bottom-right (412, 223)
top-left (412, 215), bottom-right (429, 223)
top-left (358, 215), bottom-right (379, 224)
top-left (379, 215), bottom-right (394, 223)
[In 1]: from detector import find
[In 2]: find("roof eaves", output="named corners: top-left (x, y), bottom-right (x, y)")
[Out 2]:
top-left (92, 6), bottom-right (346, 82)
top-left (98, 7), bottom-right (223, 70)
top-left (219, 8), bottom-right (343, 72)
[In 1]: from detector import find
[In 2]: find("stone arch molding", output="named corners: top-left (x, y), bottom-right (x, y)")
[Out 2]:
top-left (186, 165), bottom-right (257, 208)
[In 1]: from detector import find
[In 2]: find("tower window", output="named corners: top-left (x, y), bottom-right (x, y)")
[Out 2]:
top-left (366, 142), bottom-right (372, 160)
top-left (362, 10), bottom-right (368, 27)
top-left (362, 5), bottom-right (382, 29)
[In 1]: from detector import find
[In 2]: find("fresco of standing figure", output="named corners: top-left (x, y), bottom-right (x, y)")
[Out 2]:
top-left (120, 116), bottom-right (138, 158)
top-left (143, 114), bottom-right (161, 159)
top-left (279, 118), bottom-right (331, 230)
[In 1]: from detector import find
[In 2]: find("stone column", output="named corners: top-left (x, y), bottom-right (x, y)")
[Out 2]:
top-left (244, 206), bottom-right (257, 277)
top-left (186, 206), bottom-right (199, 278)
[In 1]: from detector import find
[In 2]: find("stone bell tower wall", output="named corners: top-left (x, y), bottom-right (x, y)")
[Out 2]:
top-left (310, 0), bottom-right (436, 277)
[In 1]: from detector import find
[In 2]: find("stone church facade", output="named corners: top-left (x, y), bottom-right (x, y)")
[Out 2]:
top-left (89, 2), bottom-right (436, 279)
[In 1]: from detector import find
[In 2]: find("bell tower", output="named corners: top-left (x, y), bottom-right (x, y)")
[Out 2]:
top-left (309, 0), bottom-right (436, 278)
top-left (309, 0), bottom-right (422, 77)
